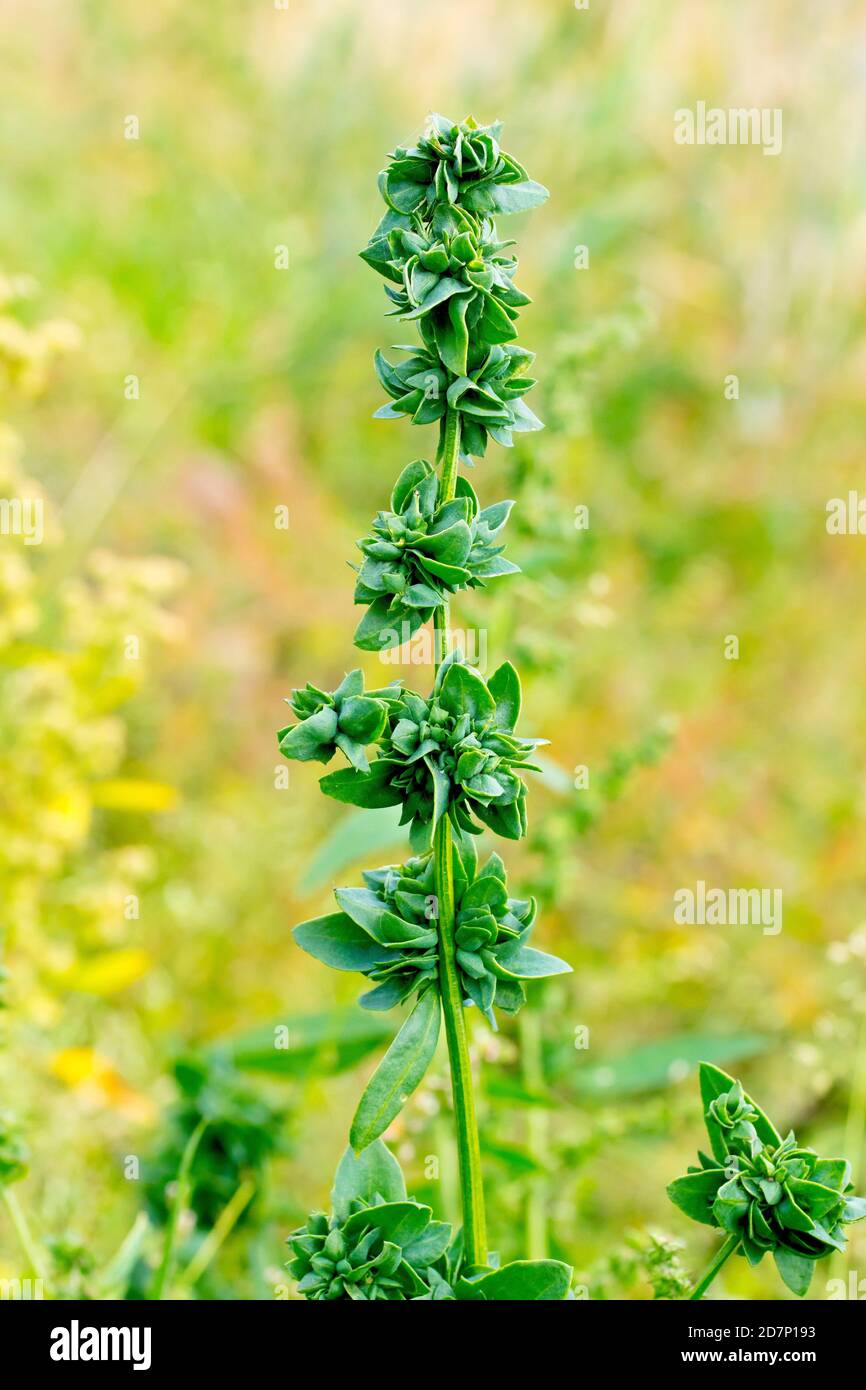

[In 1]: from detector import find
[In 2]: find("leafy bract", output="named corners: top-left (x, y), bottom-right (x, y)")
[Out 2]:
top-left (668, 1065), bottom-right (866, 1297)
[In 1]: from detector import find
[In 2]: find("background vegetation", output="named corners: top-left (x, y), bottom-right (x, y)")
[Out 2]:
top-left (1, 0), bottom-right (864, 1298)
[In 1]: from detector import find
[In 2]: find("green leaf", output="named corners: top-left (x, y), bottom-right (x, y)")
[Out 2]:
top-left (331, 1140), bottom-right (406, 1222)
top-left (699, 1062), bottom-right (781, 1162)
top-left (339, 695), bottom-right (387, 742)
top-left (457, 1258), bottom-right (571, 1301)
top-left (434, 293), bottom-right (470, 375)
top-left (565, 1033), bottom-right (769, 1098)
top-left (811, 1158), bottom-right (850, 1192)
top-left (487, 661), bottom-right (521, 730)
top-left (279, 706), bottom-right (338, 761)
top-left (292, 912), bottom-right (391, 973)
top-left (414, 520), bottom-right (472, 566)
top-left (488, 179), bottom-right (550, 213)
top-left (320, 761), bottom-right (402, 809)
top-left (773, 1246), bottom-right (815, 1297)
top-left (480, 1137), bottom-right (545, 1175)
top-left (843, 1195), bottom-right (866, 1222)
top-left (438, 660), bottom-right (495, 721)
top-left (335, 887), bottom-right (436, 948)
top-left (350, 989), bottom-right (441, 1152)
top-left (391, 458), bottom-right (434, 512)
top-left (343, 1199), bottom-right (432, 1247)
top-left (402, 1220), bottom-right (453, 1267)
top-left (354, 597), bottom-right (422, 653)
top-left (298, 806), bottom-right (405, 893)
top-left (667, 1170), bottom-right (725, 1227)
top-left (220, 1009), bottom-right (392, 1079)
top-left (713, 1178), bottom-right (750, 1234)
top-left (492, 944), bottom-right (572, 980)
top-left (404, 276), bottom-right (471, 319)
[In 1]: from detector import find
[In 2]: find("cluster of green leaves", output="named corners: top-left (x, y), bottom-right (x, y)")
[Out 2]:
top-left (295, 835), bottom-right (569, 1026)
top-left (374, 113), bottom-right (548, 218)
top-left (363, 116), bottom-right (545, 462)
top-left (277, 670), bottom-right (403, 773)
top-left (668, 1064), bottom-right (866, 1296)
top-left (287, 1139), bottom-right (570, 1301)
top-left (373, 340), bottom-right (540, 460)
top-left (352, 458), bottom-right (517, 652)
top-left (281, 653), bottom-right (543, 851)
top-left (144, 1055), bottom-right (289, 1230)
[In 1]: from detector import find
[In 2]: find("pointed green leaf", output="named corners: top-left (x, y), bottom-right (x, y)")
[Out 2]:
top-left (350, 989), bottom-right (441, 1152)
top-left (331, 1139), bottom-right (406, 1222)
top-left (293, 912), bottom-right (391, 973)
top-left (457, 1258), bottom-right (571, 1301)
top-left (773, 1246), bottom-right (815, 1297)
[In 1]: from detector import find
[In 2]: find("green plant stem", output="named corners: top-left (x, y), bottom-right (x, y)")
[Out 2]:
top-left (688, 1233), bottom-right (739, 1300)
top-left (434, 814), bottom-right (487, 1267)
top-left (438, 406), bottom-right (461, 504)
top-left (151, 1117), bottom-right (207, 1300)
top-left (1, 1186), bottom-right (47, 1283)
top-left (519, 1008), bottom-right (549, 1260)
top-left (179, 1178), bottom-right (255, 1289)
top-left (432, 406), bottom-right (487, 1267)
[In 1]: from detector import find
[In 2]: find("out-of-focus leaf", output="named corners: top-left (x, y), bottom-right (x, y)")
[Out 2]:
top-left (480, 1137), bottom-right (545, 1175)
top-left (299, 807), bottom-right (407, 893)
top-left (484, 1074), bottom-right (554, 1108)
top-left (220, 1009), bottom-right (393, 1079)
top-left (532, 754), bottom-right (574, 796)
top-left (562, 1032), bottom-right (770, 1097)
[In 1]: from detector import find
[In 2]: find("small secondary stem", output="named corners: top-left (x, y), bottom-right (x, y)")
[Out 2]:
top-left (1, 1187), bottom-right (48, 1284)
top-left (151, 1117), bottom-right (207, 1300)
top-left (688, 1233), bottom-right (740, 1300)
top-left (433, 408), bottom-right (487, 1267)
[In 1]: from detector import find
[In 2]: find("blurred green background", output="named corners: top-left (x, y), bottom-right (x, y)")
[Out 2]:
top-left (1, 0), bottom-right (865, 1299)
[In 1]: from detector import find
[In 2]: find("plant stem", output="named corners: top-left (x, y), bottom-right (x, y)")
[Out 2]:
top-left (179, 1178), bottom-right (256, 1290)
top-left (438, 406), bottom-right (461, 506)
top-left (1, 1186), bottom-right (47, 1284)
top-left (688, 1233), bottom-right (740, 1300)
top-left (432, 407), bottom-right (487, 1267)
top-left (434, 815), bottom-right (487, 1266)
top-left (151, 1117), bottom-right (207, 1300)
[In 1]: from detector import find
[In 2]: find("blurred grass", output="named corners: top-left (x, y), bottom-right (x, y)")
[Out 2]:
top-left (1, 0), bottom-right (866, 1298)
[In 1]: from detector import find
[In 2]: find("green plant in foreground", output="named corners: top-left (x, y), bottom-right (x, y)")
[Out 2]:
top-left (279, 113), bottom-right (572, 1299)
top-left (669, 1064), bottom-right (866, 1298)
top-left (288, 1140), bottom-right (570, 1302)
